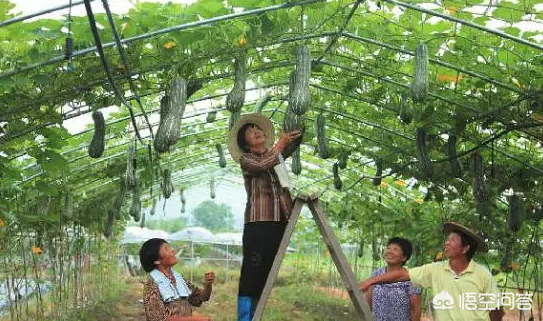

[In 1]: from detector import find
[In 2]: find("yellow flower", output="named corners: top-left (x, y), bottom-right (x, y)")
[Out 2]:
top-left (395, 179), bottom-right (405, 186)
top-left (445, 6), bottom-right (457, 15)
top-left (380, 181), bottom-right (388, 188)
top-left (163, 41), bottom-right (176, 50)
top-left (238, 35), bottom-right (247, 46)
top-left (0, 219), bottom-right (4, 228)
top-left (32, 245), bottom-right (43, 255)
top-left (415, 198), bottom-right (424, 204)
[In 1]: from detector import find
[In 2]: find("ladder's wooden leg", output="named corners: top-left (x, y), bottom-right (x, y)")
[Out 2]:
top-left (307, 199), bottom-right (374, 321)
top-left (251, 198), bottom-right (305, 321)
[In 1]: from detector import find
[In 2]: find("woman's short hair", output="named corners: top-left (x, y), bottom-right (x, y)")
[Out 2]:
top-left (387, 237), bottom-right (413, 266)
top-left (236, 123), bottom-right (259, 153)
top-left (139, 238), bottom-right (167, 272)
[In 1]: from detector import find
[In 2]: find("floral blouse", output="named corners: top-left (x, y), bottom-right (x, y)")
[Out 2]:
top-left (143, 274), bottom-right (210, 321)
top-left (371, 267), bottom-right (421, 321)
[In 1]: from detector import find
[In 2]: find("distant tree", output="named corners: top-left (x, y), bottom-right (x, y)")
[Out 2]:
top-left (146, 216), bottom-right (188, 233)
top-left (192, 200), bottom-right (235, 232)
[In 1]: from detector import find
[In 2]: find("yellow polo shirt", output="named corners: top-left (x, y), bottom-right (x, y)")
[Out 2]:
top-left (409, 260), bottom-right (500, 321)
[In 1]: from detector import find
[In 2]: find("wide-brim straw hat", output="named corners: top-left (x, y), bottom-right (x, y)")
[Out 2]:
top-left (227, 113), bottom-right (274, 163)
top-left (443, 222), bottom-right (488, 253)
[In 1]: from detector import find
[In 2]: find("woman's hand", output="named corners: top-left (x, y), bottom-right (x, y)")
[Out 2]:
top-left (203, 271), bottom-right (215, 286)
top-left (275, 130), bottom-right (302, 153)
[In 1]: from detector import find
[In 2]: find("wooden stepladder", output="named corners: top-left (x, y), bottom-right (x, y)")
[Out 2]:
top-left (252, 194), bottom-right (374, 321)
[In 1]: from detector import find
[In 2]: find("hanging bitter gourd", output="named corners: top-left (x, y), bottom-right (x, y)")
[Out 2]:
top-left (470, 151), bottom-right (490, 216)
top-left (315, 114), bottom-right (329, 159)
top-left (206, 111), bottom-right (217, 123)
top-left (161, 169), bottom-right (174, 199)
top-left (333, 163), bottom-right (342, 190)
top-left (154, 75), bottom-right (187, 153)
top-left (105, 178), bottom-right (127, 237)
top-left (111, 176), bottom-right (128, 220)
top-left (416, 127), bottom-right (433, 178)
top-left (338, 151), bottom-right (349, 170)
top-left (398, 94), bottom-right (412, 124)
top-left (104, 208), bottom-right (115, 238)
top-left (289, 44), bottom-right (311, 115)
top-left (129, 180), bottom-right (141, 222)
top-left (140, 211), bottom-right (146, 228)
top-left (253, 93), bottom-right (271, 113)
top-left (125, 144), bottom-right (137, 190)
top-left (508, 194), bottom-right (522, 232)
top-left (411, 43), bottom-right (429, 103)
top-left (226, 55), bottom-right (246, 113)
top-left (216, 144), bottom-right (227, 168)
top-left (447, 133), bottom-right (463, 178)
top-left (229, 109), bottom-right (241, 131)
top-left (291, 148), bottom-right (301, 175)
top-left (62, 190), bottom-right (73, 219)
top-left (357, 240), bottom-right (365, 258)
top-left (283, 108), bottom-right (304, 132)
top-left (88, 110), bottom-right (105, 158)
top-left (210, 177), bottom-right (216, 199)
top-left (150, 198), bottom-right (157, 216)
top-left (372, 159), bottom-right (383, 186)
top-left (372, 238), bottom-right (380, 261)
top-left (180, 188), bottom-right (186, 213)
top-left (180, 188), bottom-right (186, 204)
top-left (531, 203), bottom-right (543, 224)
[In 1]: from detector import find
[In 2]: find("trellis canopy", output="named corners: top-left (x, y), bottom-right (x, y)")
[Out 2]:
top-left (0, 0), bottom-right (542, 241)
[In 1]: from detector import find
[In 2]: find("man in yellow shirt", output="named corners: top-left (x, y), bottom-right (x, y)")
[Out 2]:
top-left (358, 222), bottom-right (504, 321)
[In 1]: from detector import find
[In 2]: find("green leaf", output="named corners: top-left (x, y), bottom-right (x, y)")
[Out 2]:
top-left (39, 150), bottom-right (69, 175)
top-left (33, 74), bottom-right (51, 85)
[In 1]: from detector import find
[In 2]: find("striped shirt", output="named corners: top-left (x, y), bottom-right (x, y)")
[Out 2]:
top-left (240, 148), bottom-right (294, 224)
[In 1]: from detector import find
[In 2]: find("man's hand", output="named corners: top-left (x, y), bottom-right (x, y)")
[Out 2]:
top-left (358, 280), bottom-right (372, 292)
top-left (203, 271), bottom-right (215, 286)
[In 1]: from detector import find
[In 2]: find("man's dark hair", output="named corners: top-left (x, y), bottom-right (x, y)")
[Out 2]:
top-left (387, 237), bottom-right (413, 266)
top-left (237, 123), bottom-right (258, 153)
top-left (139, 238), bottom-right (168, 272)
top-left (455, 231), bottom-right (478, 261)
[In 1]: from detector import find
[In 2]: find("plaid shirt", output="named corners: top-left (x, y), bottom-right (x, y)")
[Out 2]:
top-left (240, 148), bottom-right (294, 224)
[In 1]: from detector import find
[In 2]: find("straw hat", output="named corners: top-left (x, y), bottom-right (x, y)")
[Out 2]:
top-left (443, 222), bottom-right (488, 253)
top-left (227, 113), bottom-right (274, 163)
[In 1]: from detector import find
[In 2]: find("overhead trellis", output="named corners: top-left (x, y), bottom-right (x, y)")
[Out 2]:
top-left (0, 0), bottom-right (542, 252)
